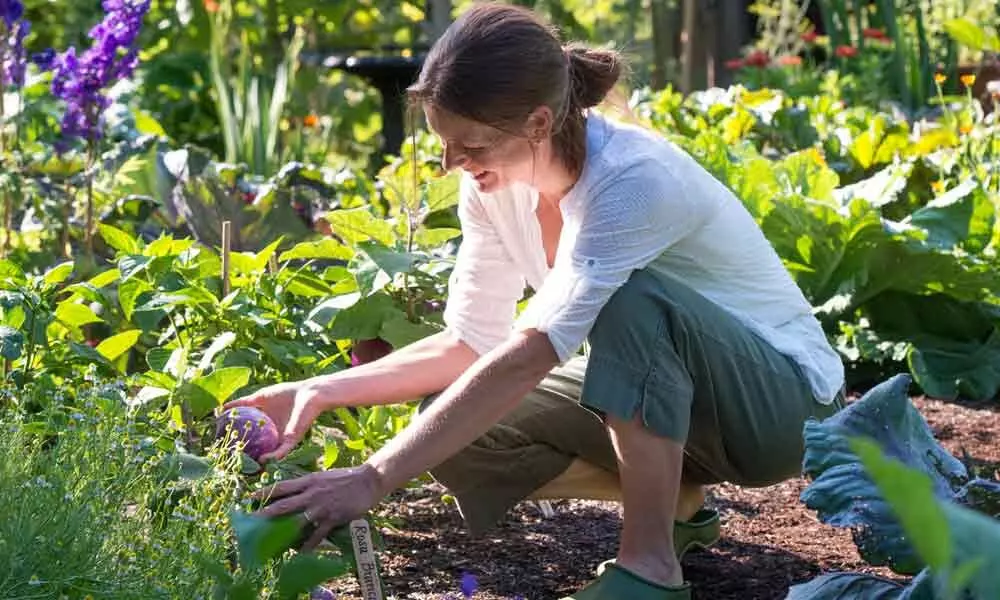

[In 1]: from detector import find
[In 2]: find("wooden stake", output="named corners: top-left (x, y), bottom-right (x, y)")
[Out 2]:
top-left (221, 221), bottom-right (231, 297)
top-left (350, 519), bottom-right (385, 600)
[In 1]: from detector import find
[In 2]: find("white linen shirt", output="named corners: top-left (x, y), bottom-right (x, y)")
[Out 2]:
top-left (442, 112), bottom-right (845, 404)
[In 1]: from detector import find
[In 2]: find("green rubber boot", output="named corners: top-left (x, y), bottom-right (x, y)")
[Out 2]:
top-left (562, 562), bottom-right (692, 600)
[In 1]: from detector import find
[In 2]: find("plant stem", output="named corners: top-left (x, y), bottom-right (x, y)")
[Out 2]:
top-left (21, 299), bottom-right (36, 389)
top-left (85, 140), bottom-right (96, 261)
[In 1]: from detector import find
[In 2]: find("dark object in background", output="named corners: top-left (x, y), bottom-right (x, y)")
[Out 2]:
top-left (351, 338), bottom-right (393, 367)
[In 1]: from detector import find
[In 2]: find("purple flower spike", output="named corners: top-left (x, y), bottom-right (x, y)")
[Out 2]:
top-left (2, 16), bottom-right (28, 87)
top-left (460, 572), bottom-right (478, 598)
top-left (0, 0), bottom-right (23, 27)
top-left (49, 0), bottom-right (151, 144)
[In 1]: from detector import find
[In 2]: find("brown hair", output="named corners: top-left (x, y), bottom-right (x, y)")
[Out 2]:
top-left (407, 2), bottom-right (625, 176)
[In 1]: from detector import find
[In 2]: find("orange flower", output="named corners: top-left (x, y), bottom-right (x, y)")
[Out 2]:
top-left (835, 45), bottom-right (858, 58)
top-left (934, 73), bottom-right (946, 85)
top-left (960, 73), bottom-right (976, 87)
top-left (204, 0), bottom-right (219, 13)
top-left (778, 55), bottom-right (803, 66)
top-left (862, 28), bottom-right (888, 40)
top-left (931, 180), bottom-right (945, 193)
top-left (959, 123), bottom-right (972, 135)
top-left (303, 114), bottom-right (319, 128)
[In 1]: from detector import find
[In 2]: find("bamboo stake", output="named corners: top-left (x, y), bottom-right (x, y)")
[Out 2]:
top-left (222, 221), bottom-right (231, 297)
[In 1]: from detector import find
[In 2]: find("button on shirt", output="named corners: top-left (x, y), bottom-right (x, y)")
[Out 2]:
top-left (442, 113), bottom-right (845, 404)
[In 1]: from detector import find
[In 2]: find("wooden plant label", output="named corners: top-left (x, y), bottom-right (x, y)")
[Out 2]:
top-left (350, 519), bottom-right (384, 600)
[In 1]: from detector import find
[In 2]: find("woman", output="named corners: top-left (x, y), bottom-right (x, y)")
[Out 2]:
top-left (224, 3), bottom-right (845, 598)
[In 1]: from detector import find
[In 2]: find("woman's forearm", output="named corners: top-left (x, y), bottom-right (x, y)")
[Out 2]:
top-left (305, 329), bottom-right (480, 409)
top-left (365, 329), bottom-right (559, 495)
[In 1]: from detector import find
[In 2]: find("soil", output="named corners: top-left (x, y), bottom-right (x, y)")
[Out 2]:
top-left (329, 393), bottom-right (1000, 600)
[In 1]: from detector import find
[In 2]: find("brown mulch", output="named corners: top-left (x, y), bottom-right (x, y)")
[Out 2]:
top-left (327, 394), bottom-right (1000, 600)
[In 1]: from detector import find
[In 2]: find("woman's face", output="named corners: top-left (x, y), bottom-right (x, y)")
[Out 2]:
top-left (424, 105), bottom-right (537, 194)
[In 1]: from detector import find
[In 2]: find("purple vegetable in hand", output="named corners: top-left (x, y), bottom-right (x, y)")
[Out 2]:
top-left (310, 586), bottom-right (336, 600)
top-left (215, 407), bottom-right (280, 462)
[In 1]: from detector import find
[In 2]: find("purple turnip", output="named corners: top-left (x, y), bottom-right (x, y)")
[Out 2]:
top-left (215, 407), bottom-right (280, 462)
top-left (350, 338), bottom-right (393, 367)
top-left (310, 586), bottom-right (336, 600)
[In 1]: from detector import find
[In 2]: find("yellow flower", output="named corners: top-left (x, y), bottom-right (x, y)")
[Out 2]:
top-left (959, 123), bottom-right (972, 134)
top-left (934, 73), bottom-right (946, 85)
top-left (931, 180), bottom-right (945, 193)
top-left (960, 73), bottom-right (976, 87)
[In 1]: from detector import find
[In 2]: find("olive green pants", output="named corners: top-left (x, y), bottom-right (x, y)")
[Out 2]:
top-left (419, 269), bottom-right (844, 536)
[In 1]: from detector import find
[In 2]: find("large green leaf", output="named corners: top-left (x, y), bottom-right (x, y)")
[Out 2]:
top-left (280, 270), bottom-right (335, 298)
top-left (800, 374), bottom-right (969, 575)
top-left (42, 262), bottom-right (75, 287)
top-left (785, 570), bottom-right (934, 600)
top-left (98, 224), bottom-right (140, 255)
top-left (324, 207), bottom-right (396, 247)
top-left (944, 17), bottom-right (1000, 51)
top-left (423, 170), bottom-right (461, 215)
top-left (55, 302), bottom-right (103, 328)
top-left (278, 239), bottom-right (354, 262)
top-left (193, 366), bottom-right (251, 405)
top-left (851, 438), bottom-right (952, 572)
top-left (905, 179), bottom-right (993, 251)
top-left (379, 313), bottom-right (441, 349)
top-left (328, 292), bottom-right (401, 341)
top-left (197, 331), bottom-right (237, 372)
top-left (276, 554), bottom-right (351, 600)
top-left (119, 278), bottom-right (153, 322)
top-left (908, 329), bottom-right (1000, 402)
top-left (95, 330), bottom-right (142, 362)
top-left (305, 293), bottom-right (362, 331)
top-left (790, 440), bottom-right (1000, 600)
top-left (229, 511), bottom-right (303, 571)
top-left (862, 292), bottom-right (1000, 401)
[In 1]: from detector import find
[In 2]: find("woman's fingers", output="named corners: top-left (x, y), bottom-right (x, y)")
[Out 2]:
top-left (221, 395), bottom-right (258, 410)
top-left (301, 517), bottom-right (336, 552)
top-left (258, 438), bottom-right (297, 463)
top-left (257, 492), bottom-right (312, 517)
top-left (252, 474), bottom-right (312, 503)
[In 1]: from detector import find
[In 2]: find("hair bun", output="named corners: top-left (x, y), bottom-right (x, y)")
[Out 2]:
top-left (563, 42), bottom-right (624, 110)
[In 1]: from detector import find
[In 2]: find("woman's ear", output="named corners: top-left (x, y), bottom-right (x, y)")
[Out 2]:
top-left (523, 105), bottom-right (554, 143)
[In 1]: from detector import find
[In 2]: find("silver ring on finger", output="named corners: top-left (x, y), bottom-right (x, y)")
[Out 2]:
top-left (303, 510), bottom-right (316, 524)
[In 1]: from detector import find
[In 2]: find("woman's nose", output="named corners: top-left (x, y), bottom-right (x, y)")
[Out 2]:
top-left (442, 144), bottom-right (468, 171)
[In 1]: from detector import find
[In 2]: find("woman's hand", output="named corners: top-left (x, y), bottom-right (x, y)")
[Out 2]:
top-left (223, 381), bottom-right (330, 462)
top-left (253, 463), bottom-right (384, 551)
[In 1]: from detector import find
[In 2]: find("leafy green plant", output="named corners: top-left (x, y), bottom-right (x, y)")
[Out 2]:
top-left (789, 375), bottom-right (1000, 598)
top-left (207, 0), bottom-right (306, 177)
top-left (0, 383), bottom-right (257, 598)
top-left (629, 84), bottom-right (1000, 401)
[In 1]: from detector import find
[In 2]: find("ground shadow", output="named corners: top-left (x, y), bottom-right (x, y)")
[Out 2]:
top-left (332, 488), bottom-right (852, 600)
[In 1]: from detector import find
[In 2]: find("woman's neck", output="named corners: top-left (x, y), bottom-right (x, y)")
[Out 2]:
top-left (533, 145), bottom-right (579, 209)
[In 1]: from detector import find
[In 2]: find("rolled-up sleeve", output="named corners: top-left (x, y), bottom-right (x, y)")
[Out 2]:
top-left (443, 178), bottom-right (526, 355)
top-left (514, 161), bottom-right (718, 362)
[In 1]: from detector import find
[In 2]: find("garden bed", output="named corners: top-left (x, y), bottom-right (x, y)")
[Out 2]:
top-left (330, 393), bottom-right (1000, 600)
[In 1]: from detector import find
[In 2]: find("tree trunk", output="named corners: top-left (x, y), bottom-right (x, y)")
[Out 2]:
top-left (650, 0), bottom-right (678, 89)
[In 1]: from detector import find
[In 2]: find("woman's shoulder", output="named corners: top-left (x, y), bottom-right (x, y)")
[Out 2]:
top-left (575, 113), bottom-right (736, 217)
top-left (585, 113), bottom-right (701, 182)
